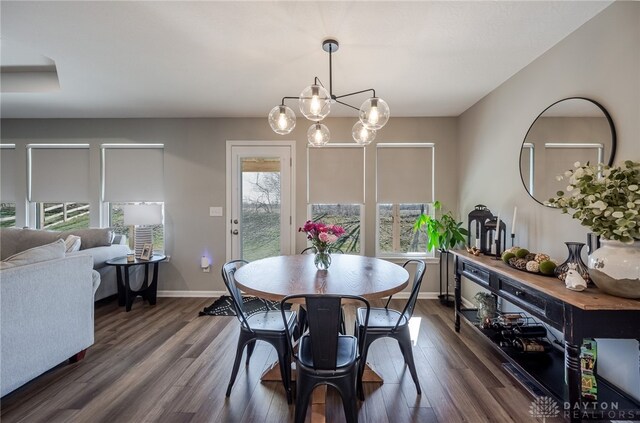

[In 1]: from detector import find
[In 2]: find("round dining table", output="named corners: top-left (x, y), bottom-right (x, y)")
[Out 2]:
top-left (233, 254), bottom-right (410, 423)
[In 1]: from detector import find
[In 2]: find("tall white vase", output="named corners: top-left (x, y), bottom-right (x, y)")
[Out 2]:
top-left (588, 239), bottom-right (640, 299)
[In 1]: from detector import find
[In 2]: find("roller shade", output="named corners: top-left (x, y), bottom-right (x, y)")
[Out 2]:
top-left (376, 144), bottom-right (434, 203)
top-left (1, 146), bottom-right (17, 202)
top-left (102, 145), bottom-right (164, 202)
top-left (29, 145), bottom-right (91, 202)
top-left (308, 145), bottom-right (364, 204)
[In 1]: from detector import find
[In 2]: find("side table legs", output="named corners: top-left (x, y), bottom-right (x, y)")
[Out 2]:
top-left (117, 262), bottom-right (161, 312)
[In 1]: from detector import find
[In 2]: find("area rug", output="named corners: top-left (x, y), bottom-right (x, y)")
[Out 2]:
top-left (199, 295), bottom-right (290, 317)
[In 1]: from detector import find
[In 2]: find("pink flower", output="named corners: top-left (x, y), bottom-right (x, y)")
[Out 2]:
top-left (318, 232), bottom-right (330, 243)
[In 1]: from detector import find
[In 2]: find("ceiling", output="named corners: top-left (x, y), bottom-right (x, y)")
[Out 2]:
top-left (0, 1), bottom-right (611, 119)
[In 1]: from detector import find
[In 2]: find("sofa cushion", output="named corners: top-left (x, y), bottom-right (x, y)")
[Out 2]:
top-left (3, 239), bottom-right (66, 267)
top-left (0, 261), bottom-right (16, 270)
top-left (64, 235), bottom-right (82, 253)
top-left (60, 228), bottom-right (113, 250)
top-left (0, 228), bottom-right (23, 260)
top-left (68, 244), bottom-right (130, 270)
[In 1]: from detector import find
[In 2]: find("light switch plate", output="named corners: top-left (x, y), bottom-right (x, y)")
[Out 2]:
top-left (209, 207), bottom-right (223, 217)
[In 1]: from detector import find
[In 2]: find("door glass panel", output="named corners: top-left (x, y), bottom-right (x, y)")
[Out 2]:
top-left (241, 158), bottom-right (281, 261)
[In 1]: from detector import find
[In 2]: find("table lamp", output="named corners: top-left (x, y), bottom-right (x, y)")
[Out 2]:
top-left (123, 204), bottom-right (163, 257)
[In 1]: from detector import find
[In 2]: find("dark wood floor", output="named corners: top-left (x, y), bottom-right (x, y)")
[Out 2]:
top-left (1, 298), bottom-right (559, 423)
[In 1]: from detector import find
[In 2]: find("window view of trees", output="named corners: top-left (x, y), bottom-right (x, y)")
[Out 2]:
top-left (0, 203), bottom-right (16, 228)
top-left (241, 172), bottom-right (281, 261)
top-left (378, 203), bottom-right (431, 255)
top-left (110, 203), bottom-right (164, 252)
top-left (311, 204), bottom-right (361, 253)
top-left (36, 203), bottom-right (90, 230)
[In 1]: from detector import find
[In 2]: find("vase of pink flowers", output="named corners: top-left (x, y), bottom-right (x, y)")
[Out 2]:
top-left (299, 220), bottom-right (345, 270)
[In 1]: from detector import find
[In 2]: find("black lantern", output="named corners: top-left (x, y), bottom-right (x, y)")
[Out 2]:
top-left (467, 205), bottom-right (493, 253)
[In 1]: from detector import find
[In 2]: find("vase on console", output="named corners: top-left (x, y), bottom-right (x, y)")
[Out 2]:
top-left (588, 240), bottom-right (640, 299)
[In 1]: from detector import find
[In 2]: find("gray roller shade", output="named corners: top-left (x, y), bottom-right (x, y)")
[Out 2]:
top-left (376, 144), bottom-right (434, 203)
top-left (29, 145), bottom-right (91, 202)
top-left (102, 145), bottom-right (164, 202)
top-left (308, 145), bottom-right (364, 204)
top-left (1, 146), bottom-right (17, 202)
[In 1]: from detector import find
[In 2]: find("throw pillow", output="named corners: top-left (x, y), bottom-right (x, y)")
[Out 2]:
top-left (60, 228), bottom-right (113, 250)
top-left (3, 239), bottom-right (66, 267)
top-left (64, 235), bottom-right (82, 253)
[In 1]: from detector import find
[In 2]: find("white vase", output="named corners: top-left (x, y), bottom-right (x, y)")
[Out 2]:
top-left (588, 239), bottom-right (640, 299)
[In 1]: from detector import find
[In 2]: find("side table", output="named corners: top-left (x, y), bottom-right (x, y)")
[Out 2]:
top-left (105, 254), bottom-right (166, 312)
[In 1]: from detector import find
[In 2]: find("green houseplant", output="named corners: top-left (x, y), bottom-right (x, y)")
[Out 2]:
top-left (413, 201), bottom-right (468, 305)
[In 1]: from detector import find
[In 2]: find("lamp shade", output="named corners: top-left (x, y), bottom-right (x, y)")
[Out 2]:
top-left (123, 204), bottom-right (163, 226)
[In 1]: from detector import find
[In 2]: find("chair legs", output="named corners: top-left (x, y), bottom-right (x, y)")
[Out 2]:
top-left (273, 338), bottom-right (293, 404)
top-left (356, 326), bottom-right (421, 398)
top-left (227, 330), bottom-right (253, 397)
top-left (393, 327), bottom-right (421, 395)
top-left (295, 374), bottom-right (359, 423)
top-left (246, 339), bottom-right (256, 365)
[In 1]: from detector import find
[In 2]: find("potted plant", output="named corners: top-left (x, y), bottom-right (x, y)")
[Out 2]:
top-left (413, 201), bottom-right (468, 305)
top-left (548, 160), bottom-right (640, 298)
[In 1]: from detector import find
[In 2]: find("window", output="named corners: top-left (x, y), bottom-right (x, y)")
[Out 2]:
top-left (0, 203), bottom-right (16, 228)
top-left (102, 144), bottom-right (165, 253)
top-left (311, 204), bottom-right (362, 253)
top-left (377, 203), bottom-right (431, 255)
top-left (35, 202), bottom-right (90, 230)
top-left (376, 143), bottom-right (435, 257)
top-left (110, 202), bottom-right (165, 252)
top-left (308, 144), bottom-right (365, 254)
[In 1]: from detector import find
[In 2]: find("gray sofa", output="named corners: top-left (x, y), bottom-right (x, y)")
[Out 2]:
top-left (0, 254), bottom-right (100, 396)
top-left (0, 228), bottom-right (130, 300)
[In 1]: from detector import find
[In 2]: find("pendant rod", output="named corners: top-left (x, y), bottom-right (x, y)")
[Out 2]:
top-left (329, 43), bottom-right (333, 98)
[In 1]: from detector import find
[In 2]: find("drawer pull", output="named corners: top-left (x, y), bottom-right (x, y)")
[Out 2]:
top-left (515, 290), bottom-right (525, 297)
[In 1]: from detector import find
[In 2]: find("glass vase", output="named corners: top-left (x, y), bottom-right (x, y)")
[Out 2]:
top-left (314, 246), bottom-right (331, 270)
top-left (555, 242), bottom-right (590, 283)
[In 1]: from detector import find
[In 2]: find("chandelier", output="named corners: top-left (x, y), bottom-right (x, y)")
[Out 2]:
top-left (268, 39), bottom-right (390, 146)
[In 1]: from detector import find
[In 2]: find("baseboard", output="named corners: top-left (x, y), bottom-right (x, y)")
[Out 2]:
top-left (156, 290), bottom-right (475, 305)
top-left (157, 290), bottom-right (226, 298)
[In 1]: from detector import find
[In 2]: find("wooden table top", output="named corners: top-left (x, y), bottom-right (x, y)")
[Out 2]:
top-left (451, 250), bottom-right (640, 311)
top-left (233, 254), bottom-right (410, 302)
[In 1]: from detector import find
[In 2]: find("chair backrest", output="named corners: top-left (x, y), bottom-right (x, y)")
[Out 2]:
top-left (394, 259), bottom-right (426, 331)
top-left (281, 294), bottom-right (370, 371)
top-left (221, 260), bottom-right (251, 330)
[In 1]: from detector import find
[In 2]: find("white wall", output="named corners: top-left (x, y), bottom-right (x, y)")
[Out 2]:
top-left (457, 1), bottom-right (639, 401)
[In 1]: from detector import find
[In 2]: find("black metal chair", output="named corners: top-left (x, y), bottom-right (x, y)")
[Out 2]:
top-left (222, 260), bottom-right (297, 403)
top-left (355, 259), bottom-right (425, 398)
top-left (281, 294), bottom-right (370, 423)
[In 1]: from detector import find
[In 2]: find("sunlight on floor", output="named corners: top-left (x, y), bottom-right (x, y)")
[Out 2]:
top-left (409, 316), bottom-right (421, 346)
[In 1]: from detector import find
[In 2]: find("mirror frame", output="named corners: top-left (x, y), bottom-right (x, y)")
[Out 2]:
top-left (519, 96), bottom-right (617, 207)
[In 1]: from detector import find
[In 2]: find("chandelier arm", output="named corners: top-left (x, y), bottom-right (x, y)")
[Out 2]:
top-left (334, 100), bottom-right (360, 112)
top-left (280, 96), bottom-right (299, 106)
top-left (314, 77), bottom-right (326, 89)
top-left (335, 88), bottom-right (377, 99)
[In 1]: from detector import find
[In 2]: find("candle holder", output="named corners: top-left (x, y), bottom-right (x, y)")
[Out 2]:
top-left (484, 217), bottom-right (506, 257)
top-left (467, 205), bottom-right (494, 255)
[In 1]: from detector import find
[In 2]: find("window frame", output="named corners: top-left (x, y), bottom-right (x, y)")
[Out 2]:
top-left (375, 202), bottom-right (436, 259)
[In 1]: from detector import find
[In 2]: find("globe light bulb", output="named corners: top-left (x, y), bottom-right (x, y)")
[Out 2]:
top-left (268, 105), bottom-right (296, 135)
top-left (310, 86), bottom-right (321, 115)
top-left (368, 100), bottom-right (380, 125)
top-left (307, 123), bottom-right (330, 146)
top-left (277, 112), bottom-right (288, 130)
top-left (352, 121), bottom-right (376, 145)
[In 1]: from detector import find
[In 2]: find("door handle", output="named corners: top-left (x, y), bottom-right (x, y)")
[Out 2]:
top-left (231, 229), bottom-right (239, 235)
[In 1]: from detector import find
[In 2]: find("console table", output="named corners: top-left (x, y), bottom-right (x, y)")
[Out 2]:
top-left (451, 250), bottom-right (640, 422)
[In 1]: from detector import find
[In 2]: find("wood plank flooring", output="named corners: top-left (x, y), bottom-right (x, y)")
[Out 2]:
top-left (1, 298), bottom-right (561, 423)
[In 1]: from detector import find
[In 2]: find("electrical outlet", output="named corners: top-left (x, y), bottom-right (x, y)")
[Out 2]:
top-left (203, 267), bottom-right (210, 273)
top-left (165, 255), bottom-right (171, 262)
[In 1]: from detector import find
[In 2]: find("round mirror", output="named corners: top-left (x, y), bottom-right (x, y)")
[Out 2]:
top-left (519, 97), bottom-right (616, 206)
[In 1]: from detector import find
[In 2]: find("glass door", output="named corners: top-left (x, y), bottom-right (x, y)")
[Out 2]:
top-left (229, 145), bottom-right (293, 261)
